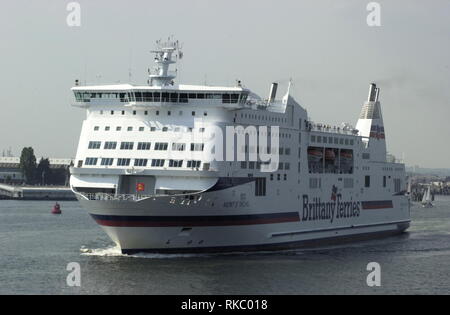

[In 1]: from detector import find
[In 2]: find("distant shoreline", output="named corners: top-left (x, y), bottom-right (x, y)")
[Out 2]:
top-left (0, 183), bottom-right (76, 201)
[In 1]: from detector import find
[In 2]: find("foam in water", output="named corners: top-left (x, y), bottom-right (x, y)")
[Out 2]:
top-left (80, 245), bottom-right (214, 259)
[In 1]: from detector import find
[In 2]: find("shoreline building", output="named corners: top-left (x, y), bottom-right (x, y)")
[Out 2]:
top-left (0, 157), bottom-right (73, 185)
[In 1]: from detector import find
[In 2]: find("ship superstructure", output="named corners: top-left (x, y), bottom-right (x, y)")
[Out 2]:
top-left (70, 39), bottom-right (410, 254)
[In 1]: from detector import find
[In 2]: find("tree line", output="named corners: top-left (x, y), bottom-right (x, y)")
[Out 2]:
top-left (19, 147), bottom-right (69, 186)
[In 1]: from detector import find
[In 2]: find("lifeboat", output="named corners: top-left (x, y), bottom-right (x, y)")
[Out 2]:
top-left (325, 149), bottom-right (336, 160)
top-left (52, 202), bottom-right (62, 215)
top-left (340, 150), bottom-right (353, 161)
top-left (308, 148), bottom-right (323, 161)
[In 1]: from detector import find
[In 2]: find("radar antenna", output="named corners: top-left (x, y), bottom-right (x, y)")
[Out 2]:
top-left (148, 36), bottom-right (183, 87)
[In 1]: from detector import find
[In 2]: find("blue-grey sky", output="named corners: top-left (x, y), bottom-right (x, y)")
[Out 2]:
top-left (0, 0), bottom-right (449, 168)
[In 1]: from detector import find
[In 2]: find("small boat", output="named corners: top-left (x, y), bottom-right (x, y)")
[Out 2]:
top-left (52, 202), bottom-right (62, 214)
top-left (422, 186), bottom-right (433, 208)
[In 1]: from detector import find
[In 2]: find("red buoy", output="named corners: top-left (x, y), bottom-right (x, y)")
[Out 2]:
top-left (52, 202), bottom-right (62, 215)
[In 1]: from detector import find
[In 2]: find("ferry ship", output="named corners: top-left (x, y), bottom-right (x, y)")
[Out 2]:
top-left (70, 39), bottom-right (410, 254)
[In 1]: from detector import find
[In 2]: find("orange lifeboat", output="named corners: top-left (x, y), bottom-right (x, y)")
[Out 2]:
top-left (308, 148), bottom-right (323, 161)
top-left (325, 149), bottom-right (336, 160)
top-left (340, 150), bottom-right (353, 160)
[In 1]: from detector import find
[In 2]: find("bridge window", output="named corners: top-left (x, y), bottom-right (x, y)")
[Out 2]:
top-left (161, 92), bottom-right (169, 102)
top-left (222, 94), bottom-right (230, 103)
top-left (143, 92), bottom-right (152, 102)
top-left (230, 94), bottom-right (239, 103)
top-left (179, 93), bottom-right (188, 103)
top-left (240, 93), bottom-right (248, 104)
top-left (207, 94), bottom-right (222, 100)
top-left (134, 92), bottom-right (142, 102)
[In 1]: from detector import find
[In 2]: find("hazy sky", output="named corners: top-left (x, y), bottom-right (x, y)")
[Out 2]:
top-left (0, 0), bottom-right (449, 168)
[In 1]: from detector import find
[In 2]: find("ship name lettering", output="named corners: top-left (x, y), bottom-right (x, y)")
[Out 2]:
top-left (302, 194), bottom-right (360, 223)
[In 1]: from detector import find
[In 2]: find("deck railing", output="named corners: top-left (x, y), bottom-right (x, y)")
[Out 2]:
top-left (307, 122), bottom-right (359, 136)
top-left (80, 192), bottom-right (154, 202)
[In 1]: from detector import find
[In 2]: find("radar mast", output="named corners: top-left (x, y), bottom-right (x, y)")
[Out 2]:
top-left (148, 37), bottom-right (183, 87)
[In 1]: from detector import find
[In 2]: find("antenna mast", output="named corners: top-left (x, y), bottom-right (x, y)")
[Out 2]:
top-left (148, 36), bottom-right (183, 87)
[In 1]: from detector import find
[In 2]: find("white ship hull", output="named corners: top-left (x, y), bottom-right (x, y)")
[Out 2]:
top-left (75, 182), bottom-right (410, 254)
top-left (69, 40), bottom-right (411, 254)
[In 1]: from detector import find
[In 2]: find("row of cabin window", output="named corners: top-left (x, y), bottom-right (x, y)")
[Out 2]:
top-left (233, 128), bottom-right (293, 139)
top-left (93, 125), bottom-right (206, 133)
top-left (366, 175), bottom-right (401, 192)
top-left (241, 161), bottom-right (290, 171)
top-left (311, 135), bottom-right (355, 146)
top-left (100, 110), bottom-right (209, 117)
top-left (239, 113), bottom-right (288, 124)
top-left (84, 157), bottom-right (201, 168)
top-left (241, 145), bottom-right (291, 155)
top-left (75, 92), bottom-right (247, 104)
top-left (88, 141), bottom-right (204, 152)
top-left (270, 173), bottom-right (288, 181)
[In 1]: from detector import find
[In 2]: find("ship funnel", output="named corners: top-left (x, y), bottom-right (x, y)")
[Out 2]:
top-left (268, 82), bottom-right (278, 103)
top-left (368, 83), bottom-right (377, 102)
